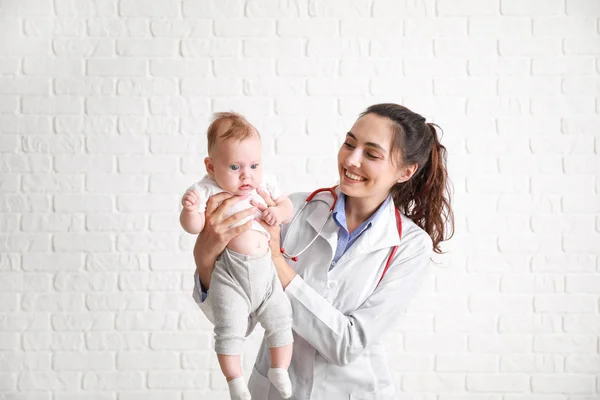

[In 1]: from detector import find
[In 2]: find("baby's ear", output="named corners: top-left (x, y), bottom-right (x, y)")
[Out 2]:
top-left (204, 157), bottom-right (214, 177)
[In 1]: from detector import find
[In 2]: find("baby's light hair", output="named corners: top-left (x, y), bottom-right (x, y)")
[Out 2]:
top-left (207, 112), bottom-right (259, 154)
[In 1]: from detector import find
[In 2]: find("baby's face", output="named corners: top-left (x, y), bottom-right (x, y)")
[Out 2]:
top-left (207, 134), bottom-right (262, 195)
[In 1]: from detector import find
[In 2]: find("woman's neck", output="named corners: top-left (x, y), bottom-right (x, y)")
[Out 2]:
top-left (344, 195), bottom-right (387, 233)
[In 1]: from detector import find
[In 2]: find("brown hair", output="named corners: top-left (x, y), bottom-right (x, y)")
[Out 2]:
top-left (207, 112), bottom-right (258, 154)
top-left (360, 103), bottom-right (454, 254)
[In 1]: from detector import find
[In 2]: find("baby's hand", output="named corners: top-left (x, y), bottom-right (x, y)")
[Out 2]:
top-left (181, 190), bottom-right (199, 212)
top-left (262, 206), bottom-right (283, 226)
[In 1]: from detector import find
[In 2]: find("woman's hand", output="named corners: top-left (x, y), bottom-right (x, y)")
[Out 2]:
top-left (253, 188), bottom-right (297, 289)
top-left (194, 192), bottom-right (256, 290)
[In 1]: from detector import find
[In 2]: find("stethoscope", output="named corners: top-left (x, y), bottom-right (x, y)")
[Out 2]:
top-left (280, 186), bottom-right (403, 286)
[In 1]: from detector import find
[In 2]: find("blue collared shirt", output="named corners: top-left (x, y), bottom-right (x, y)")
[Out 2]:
top-left (329, 193), bottom-right (391, 269)
top-left (198, 193), bottom-right (392, 300)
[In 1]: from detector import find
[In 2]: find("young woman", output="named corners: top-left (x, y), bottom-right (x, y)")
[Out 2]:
top-left (192, 103), bottom-right (454, 399)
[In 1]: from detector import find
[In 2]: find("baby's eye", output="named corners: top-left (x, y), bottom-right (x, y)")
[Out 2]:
top-left (230, 165), bottom-right (239, 171)
top-left (251, 164), bottom-right (259, 169)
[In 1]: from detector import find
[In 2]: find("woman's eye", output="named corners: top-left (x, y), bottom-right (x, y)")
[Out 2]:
top-left (344, 141), bottom-right (355, 149)
top-left (251, 164), bottom-right (258, 169)
top-left (230, 165), bottom-right (239, 171)
top-left (366, 153), bottom-right (378, 159)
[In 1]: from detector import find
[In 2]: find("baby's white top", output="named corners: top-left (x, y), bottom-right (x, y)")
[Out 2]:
top-left (187, 174), bottom-right (282, 239)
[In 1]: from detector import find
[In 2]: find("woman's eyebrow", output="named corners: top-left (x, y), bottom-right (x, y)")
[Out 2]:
top-left (347, 132), bottom-right (387, 153)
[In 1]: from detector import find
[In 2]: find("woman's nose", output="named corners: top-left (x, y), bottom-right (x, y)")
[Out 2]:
top-left (344, 150), bottom-right (361, 167)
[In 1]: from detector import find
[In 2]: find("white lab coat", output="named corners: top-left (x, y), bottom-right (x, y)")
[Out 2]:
top-left (193, 189), bottom-right (433, 399)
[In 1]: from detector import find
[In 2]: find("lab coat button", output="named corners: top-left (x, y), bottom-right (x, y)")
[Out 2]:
top-left (328, 281), bottom-right (337, 289)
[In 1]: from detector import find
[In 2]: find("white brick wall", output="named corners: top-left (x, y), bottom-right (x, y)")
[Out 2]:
top-left (0, 0), bottom-right (598, 398)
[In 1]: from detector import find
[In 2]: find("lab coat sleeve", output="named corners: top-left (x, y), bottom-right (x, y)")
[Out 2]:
top-left (284, 231), bottom-right (432, 366)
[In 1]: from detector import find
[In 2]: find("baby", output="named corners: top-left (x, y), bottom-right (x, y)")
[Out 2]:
top-left (180, 112), bottom-right (294, 400)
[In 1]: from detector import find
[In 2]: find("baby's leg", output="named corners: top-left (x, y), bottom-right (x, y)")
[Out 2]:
top-left (255, 269), bottom-right (294, 399)
top-left (211, 256), bottom-right (253, 400)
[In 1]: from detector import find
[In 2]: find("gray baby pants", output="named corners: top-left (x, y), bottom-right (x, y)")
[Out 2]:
top-left (210, 248), bottom-right (293, 355)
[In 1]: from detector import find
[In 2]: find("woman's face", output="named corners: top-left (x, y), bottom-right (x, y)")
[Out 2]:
top-left (337, 113), bottom-right (412, 208)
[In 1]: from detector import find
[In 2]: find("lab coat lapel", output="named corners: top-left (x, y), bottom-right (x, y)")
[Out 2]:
top-left (337, 199), bottom-right (402, 264)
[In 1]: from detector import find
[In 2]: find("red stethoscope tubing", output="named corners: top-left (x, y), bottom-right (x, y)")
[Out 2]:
top-left (280, 186), bottom-right (403, 287)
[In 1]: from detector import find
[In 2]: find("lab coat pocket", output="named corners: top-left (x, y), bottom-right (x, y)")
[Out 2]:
top-left (350, 384), bottom-right (397, 400)
top-left (248, 366), bottom-right (270, 398)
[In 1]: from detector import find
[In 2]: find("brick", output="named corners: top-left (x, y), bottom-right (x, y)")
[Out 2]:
top-left (530, 135), bottom-right (594, 154)
top-left (564, 38), bottom-right (600, 55)
top-left (469, 334), bottom-right (530, 353)
top-left (212, 97), bottom-right (271, 116)
top-left (500, 355), bottom-right (562, 373)
top-left (277, 18), bottom-right (337, 37)
top-left (0, 38), bottom-right (51, 56)
top-left (52, 313), bottom-right (114, 331)
top-left (531, 375), bottom-right (595, 394)
top-left (117, 78), bottom-right (177, 96)
top-left (25, 17), bottom-right (84, 37)
top-left (500, 275), bottom-right (564, 293)
top-left (119, 0), bottom-right (179, 17)
top-left (308, 38), bottom-right (369, 57)
top-left (116, 233), bottom-right (175, 251)
top-left (373, 0), bottom-right (435, 17)
top-left (118, 156), bottom-right (178, 173)
top-left (182, 0), bottom-right (243, 17)
top-left (23, 58), bottom-right (83, 77)
top-left (438, 0), bottom-right (499, 16)
top-left (532, 215), bottom-right (595, 234)
top-left (119, 272), bottom-right (181, 291)
top-left (54, 272), bottom-right (117, 292)
top-left (403, 333), bottom-right (466, 353)
top-left (469, 294), bottom-right (533, 313)
top-left (435, 39), bottom-right (497, 57)
top-left (53, 39), bottom-right (114, 57)
top-left (181, 39), bottom-right (241, 57)
top-left (534, 295), bottom-right (597, 313)
top-left (562, 77), bottom-right (600, 95)
top-left (0, 214), bottom-right (19, 232)
top-left (564, 234), bottom-right (600, 253)
top-left (567, 0), bottom-right (600, 16)
top-left (116, 39), bottom-right (178, 57)
top-left (88, 18), bottom-right (148, 37)
top-left (87, 214), bottom-right (147, 232)
top-left (21, 213), bottom-right (83, 233)
top-left (54, 78), bottom-right (114, 96)
top-left (83, 372), bottom-right (144, 390)
top-left (501, 0), bottom-right (564, 15)
top-left (0, 135), bottom-right (18, 152)
top-left (436, 355), bottom-right (498, 372)
top-left (566, 275), bottom-right (600, 293)
top-left (339, 58), bottom-right (404, 77)
top-left (150, 59), bottom-right (210, 78)
top-left (117, 351), bottom-right (178, 369)
top-left (87, 59), bottom-right (145, 77)
top-left (0, 115), bottom-right (51, 134)
top-left (532, 57), bottom-right (595, 75)
top-left (0, 233), bottom-right (50, 252)
top-left (86, 254), bottom-right (148, 272)
top-left (150, 136), bottom-right (203, 154)
top-left (214, 19), bottom-right (275, 36)
top-left (499, 315), bottom-right (562, 334)
top-left (86, 136), bottom-right (147, 154)
top-left (499, 39), bottom-right (561, 56)
top-left (149, 214), bottom-right (180, 232)
top-left (213, 58), bottom-right (274, 77)
top-left (85, 331), bottom-right (147, 350)
top-left (22, 136), bottom-right (83, 154)
top-left (277, 58), bottom-right (336, 77)
top-left (532, 175), bottom-right (594, 194)
top-left (148, 96), bottom-right (210, 116)
top-left (469, 17), bottom-right (532, 36)
top-left (86, 293), bottom-right (147, 311)
top-left (243, 38), bottom-right (303, 57)
top-left (53, 352), bottom-right (113, 370)
top-left (534, 17), bottom-right (596, 36)
top-left (181, 78), bottom-right (241, 96)
top-left (54, 155), bottom-right (113, 173)
top-left (0, 0), bottom-right (52, 16)
top-left (532, 254), bottom-right (596, 273)
top-left (54, 194), bottom-right (113, 212)
top-left (87, 174), bottom-right (146, 193)
top-left (565, 356), bottom-right (600, 373)
top-left (18, 372), bottom-right (80, 391)
top-left (0, 77), bottom-right (50, 95)
top-left (86, 97), bottom-right (145, 115)
top-left (372, 38), bottom-right (433, 57)
top-left (150, 19), bottom-right (210, 37)
top-left (22, 174), bottom-right (82, 193)
top-left (308, 0), bottom-right (369, 17)
top-left (55, 0), bottom-right (116, 16)
top-left (401, 373), bottom-right (465, 392)
top-left (0, 58), bottom-right (18, 75)
top-left (150, 332), bottom-right (210, 350)
top-left (246, 0), bottom-right (307, 17)
top-left (467, 375), bottom-right (529, 393)
top-left (406, 18), bottom-right (467, 37)
top-left (434, 314), bottom-right (496, 333)
top-left (54, 233), bottom-right (112, 252)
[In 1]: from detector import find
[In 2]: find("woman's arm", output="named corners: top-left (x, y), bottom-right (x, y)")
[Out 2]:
top-left (193, 192), bottom-right (257, 290)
